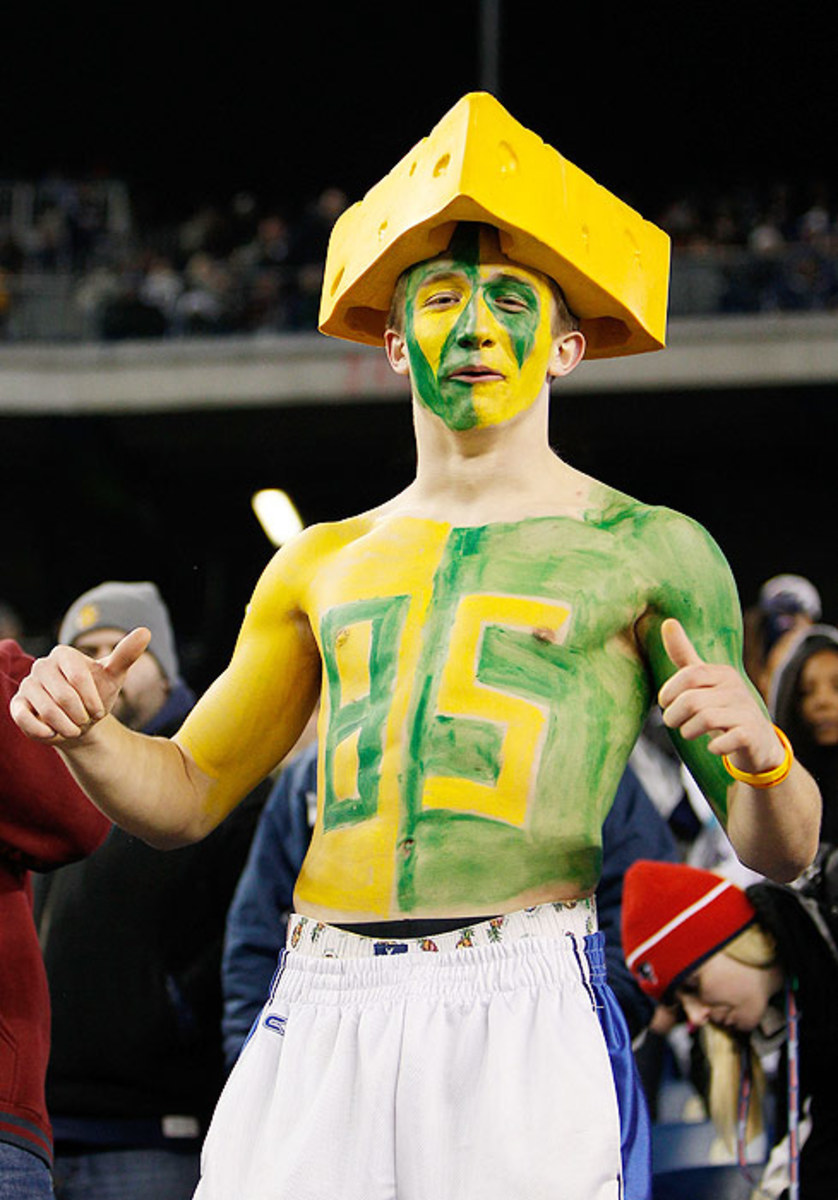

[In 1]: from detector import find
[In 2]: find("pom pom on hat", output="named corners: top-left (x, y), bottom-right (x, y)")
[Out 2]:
top-left (621, 860), bottom-right (757, 1003)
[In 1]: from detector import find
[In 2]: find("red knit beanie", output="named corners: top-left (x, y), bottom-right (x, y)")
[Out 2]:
top-left (621, 860), bottom-right (757, 1003)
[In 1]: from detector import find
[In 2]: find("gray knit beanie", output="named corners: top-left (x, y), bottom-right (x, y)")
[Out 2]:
top-left (58, 581), bottom-right (180, 687)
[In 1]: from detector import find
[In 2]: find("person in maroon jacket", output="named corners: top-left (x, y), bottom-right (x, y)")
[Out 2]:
top-left (0, 638), bottom-right (110, 1199)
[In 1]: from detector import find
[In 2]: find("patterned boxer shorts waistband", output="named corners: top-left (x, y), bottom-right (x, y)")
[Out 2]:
top-left (286, 899), bottom-right (597, 959)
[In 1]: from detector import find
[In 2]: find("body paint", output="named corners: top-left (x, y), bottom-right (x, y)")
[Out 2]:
top-left (182, 492), bottom-right (745, 920)
top-left (402, 224), bottom-right (557, 431)
top-left (297, 495), bottom-right (742, 917)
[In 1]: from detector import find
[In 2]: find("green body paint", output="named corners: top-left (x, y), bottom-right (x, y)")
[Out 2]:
top-left (321, 596), bottom-right (410, 830)
top-left (403, 224), bottom-right (544, 431)
top-left (397, 520), bottom-right (645, 908)
top-left (314, 495), bottom-right (746, 914)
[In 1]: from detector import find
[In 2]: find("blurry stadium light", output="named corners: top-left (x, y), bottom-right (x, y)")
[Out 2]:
top-left (251, 489), bottom-right (304, 547)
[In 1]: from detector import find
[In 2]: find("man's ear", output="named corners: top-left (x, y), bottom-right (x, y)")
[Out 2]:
top-left (384, 329), bottom-right (410, 376)
top-left (547, 330), bottom-right (586, 379)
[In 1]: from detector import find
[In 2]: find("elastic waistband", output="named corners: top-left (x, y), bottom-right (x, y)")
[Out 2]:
top-left (275, 920), bottom-right (601, 1010)
top-left (273, 902), bottom-right (600, 1005)
top-left (287, 899), bottom-right (597, 959)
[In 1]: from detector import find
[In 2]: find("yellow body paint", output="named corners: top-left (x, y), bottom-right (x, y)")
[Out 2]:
top-left (178, 497), bottom-right (750, 921)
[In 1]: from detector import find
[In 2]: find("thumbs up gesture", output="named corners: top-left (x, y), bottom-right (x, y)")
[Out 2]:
top-left (657, 618), bottom-right (785, 777)
top-left (11, 628), bottom-right (152, 744)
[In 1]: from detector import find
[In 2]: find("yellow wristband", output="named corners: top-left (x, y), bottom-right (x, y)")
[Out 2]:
top-left (722, 725), bottom-right (794, 789)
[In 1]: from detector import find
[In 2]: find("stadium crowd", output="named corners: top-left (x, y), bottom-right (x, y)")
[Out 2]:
top-left (1, 174), bottom-right (838, 342)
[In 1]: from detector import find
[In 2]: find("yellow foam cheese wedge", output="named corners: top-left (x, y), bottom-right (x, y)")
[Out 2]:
top-left (319, 92), bottom-right (670, 359)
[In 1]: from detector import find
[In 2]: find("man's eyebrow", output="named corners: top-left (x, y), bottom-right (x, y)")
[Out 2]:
top-left (485, 270), bottom-right (539, 291)
top-left (415, 266), bottom-right (469, 287)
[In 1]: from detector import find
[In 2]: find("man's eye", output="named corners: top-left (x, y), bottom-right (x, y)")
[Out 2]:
top-left (424, 291), bottom-right (460, 308)
top-left (494, 293), bottom-right (531, 312)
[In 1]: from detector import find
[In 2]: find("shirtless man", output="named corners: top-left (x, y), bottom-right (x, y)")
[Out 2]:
top-left (11, 97), bottom-right (820, 1200)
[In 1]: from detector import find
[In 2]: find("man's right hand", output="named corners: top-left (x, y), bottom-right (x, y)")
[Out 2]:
top-left (10, 627), bottom-right (151, 743)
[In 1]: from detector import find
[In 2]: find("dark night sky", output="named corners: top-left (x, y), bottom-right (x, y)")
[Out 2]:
top-left (4, 2), bottom-right (836, 224)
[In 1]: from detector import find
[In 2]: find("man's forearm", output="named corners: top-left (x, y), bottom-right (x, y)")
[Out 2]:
top-left (726, 760), bottom-right (822, 882)
top-left (56, 714), bottom-right (216, 849)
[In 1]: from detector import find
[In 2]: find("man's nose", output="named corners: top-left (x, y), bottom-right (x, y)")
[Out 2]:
top-left (456, 291), bottom-right (496, 348)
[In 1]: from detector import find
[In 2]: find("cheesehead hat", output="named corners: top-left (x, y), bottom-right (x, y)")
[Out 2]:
top-left (319, 92), bottom-right (670, 360)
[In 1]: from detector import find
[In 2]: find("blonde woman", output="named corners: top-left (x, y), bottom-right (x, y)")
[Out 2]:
top-left (622, 860), bottom-right (838, 1199)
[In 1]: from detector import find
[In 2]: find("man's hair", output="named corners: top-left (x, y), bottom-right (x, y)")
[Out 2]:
top-left (386, 259), bottom-right (579, 338)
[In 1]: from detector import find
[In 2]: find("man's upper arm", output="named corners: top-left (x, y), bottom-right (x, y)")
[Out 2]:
top-left (635, 509), bottom-right (758, 824)
top-left (175, 532), bottom-right (323, 819)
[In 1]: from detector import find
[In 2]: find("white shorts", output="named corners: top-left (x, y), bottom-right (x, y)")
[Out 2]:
top-left (196, 902), bottom-right (649, 1200)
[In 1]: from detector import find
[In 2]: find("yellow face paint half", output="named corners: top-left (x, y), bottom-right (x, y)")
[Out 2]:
top-left (403, 225), bottom-right (558, 431)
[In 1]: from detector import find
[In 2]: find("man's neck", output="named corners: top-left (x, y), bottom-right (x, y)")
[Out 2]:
top-left (387, 388), bottom-right (593, 526)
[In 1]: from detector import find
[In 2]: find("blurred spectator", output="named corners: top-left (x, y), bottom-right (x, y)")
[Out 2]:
top-left (0, 600), bottom-right (24, 641)
top-left (773, 241), bottom-right (838, 312)
top-left (172, 252), bottom-right (236, 335)
top-left (73, 263), bottom-right (123, 336)
top-left (139, 253), bottom-right (184, 324)
top-left (743, 573), bottom-right (822, 701)
top-left (26, 205), bottom-right (71, 271)
top-left (285, 186), bottom-right (347, 329)
top-left (221, 740), bottom-right (318, 1068)
top-left (34, 581), bottom-right (268, 1200)
top-left (629, 709), bottom-right (760, 887)
top-left (226, 191), bottom-right (260, 252)
top-left (0, 224), bottom-right (24, 272)
top-left (748, 211), bottom-right (785, 256)
top-left (230, 214), bottom-right (293, 332)
top-left (623, 860), bottom-right (838, 1198)
top-left (3, 172), bottom-right (838, 341)
top-left (0, 638), bottom-right (110, 1199)
top-left (287, 186), bottom-right (347, 267)
top-left (770, 623), bottom-right (838, 845)
top-left (177, 204), bottom-right (229, 259)
top-left (232, 213), bottom-right (291, 273)
top-left (99, 273), bottom-right (169, 340)
top-left (0, 267), bottom-right (11, 337)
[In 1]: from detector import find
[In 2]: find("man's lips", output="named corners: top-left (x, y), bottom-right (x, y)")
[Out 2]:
top-left (446, 365), bottom-right (505, 383)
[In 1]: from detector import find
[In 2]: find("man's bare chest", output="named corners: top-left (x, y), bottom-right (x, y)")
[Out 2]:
top-left (297, 516), bottom-right (655, 915)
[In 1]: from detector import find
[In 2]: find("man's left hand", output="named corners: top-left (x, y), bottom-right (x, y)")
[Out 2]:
top-left (658, 617), bottom-right (785, 777)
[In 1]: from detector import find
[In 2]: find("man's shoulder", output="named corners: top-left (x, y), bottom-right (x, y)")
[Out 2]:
top-left (280, 511), bottom-right (382, 558)
top-left (255, 513), bottom-right (382, 589)
top-left (581, 485), bottom-right (733, 599)
top-left (584, 481), bottom-right (706, 542)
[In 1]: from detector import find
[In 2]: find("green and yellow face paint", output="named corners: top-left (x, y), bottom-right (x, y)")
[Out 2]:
top-left (402, 225), bottom-right (559, 432)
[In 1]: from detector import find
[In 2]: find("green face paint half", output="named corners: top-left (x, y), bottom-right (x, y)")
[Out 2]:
top-left (402, 224), bottom-right (555, 431)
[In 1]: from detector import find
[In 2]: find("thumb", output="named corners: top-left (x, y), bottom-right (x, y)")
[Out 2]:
top-left (100, 627), bottom-right (152, 680)
top-left (661, 618), bottom-right (704, 671)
